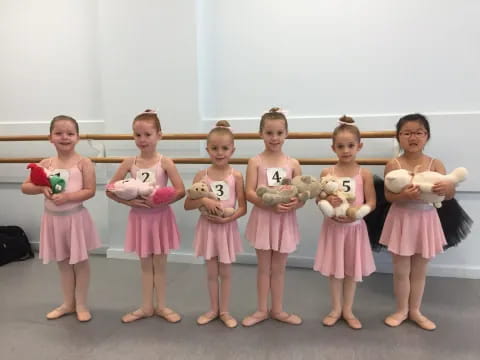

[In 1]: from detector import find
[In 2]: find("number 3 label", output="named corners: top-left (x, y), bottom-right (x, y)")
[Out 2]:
top-left (338, 177), bottom-right (355, 195)
top-left (136, 169), bottom-right (156, 184)
top-left (210, 181), bottom-right (229, 200)
top-left (266, 168), bottom-right (287, 186)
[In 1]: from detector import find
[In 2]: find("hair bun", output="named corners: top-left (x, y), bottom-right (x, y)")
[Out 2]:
top-left (269, 107), bottom-right (281, 113)
top-left (215, 120), bottom-right (231, 127)
top-left (338, 115), bottom-right (355, 125)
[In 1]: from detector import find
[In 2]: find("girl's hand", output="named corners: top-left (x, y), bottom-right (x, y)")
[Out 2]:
top-left (51, 193), bottom-right (70, 206)
top-left (42, 186), bottom-right (53, 200)
top-left (431, 180), bottom-right (454, 197)
top-left (273, 198), bottom-right (299, 213)
top-left (400, 184), bottom-right (421, 200)
top-left (206, 215), bottom-right (233, 224)
top-left (326, 195), bottom-right (342, 208)
top-left (332, 215), bottom-right (355, 223)
top-left (201, 197), bottom-right (222, 216)
top-left (127, 198), bottom-right (151, 208)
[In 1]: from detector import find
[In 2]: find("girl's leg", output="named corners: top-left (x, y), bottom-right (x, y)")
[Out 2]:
top-left (46, 259), bottom-right (76, 319)
top-left (409, 254), bottom-right (435, 330)
top-left (323, 277), bottom-right (343, 326)
top-left (153, 254), bottom-right (181, 323)
top-left (385, 254), bottom-right (411, 327)
top-left (270, 251), bottom-right (302, 325)
top-left (342, 276), bottom-right (361, 329)
top-left (73, 259), bottom-right (92, 321)
top-left (218, 262), bottom-right (237, 328)
top-left (241, 249), bottom-right (271, 326)
top-left (197, 258), bottom-right (220, 325)
top-left (121, 256), bottom-right (155, 323)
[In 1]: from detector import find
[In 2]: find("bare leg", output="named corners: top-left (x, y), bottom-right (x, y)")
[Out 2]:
top-left (197, 258), bottom-right (219, 325)
top-left (385, 254), bottom-right (410, 326)
top-left (241, 249), bottom-right (271, 326)
top-left (46, 259), bottom-right (76, 319)
top-left (342, 276), bottom-right (361, 329)
top-left (153, 254), bottom-right (181, 323)
top-left (121, 256), bottom-right (155, 323)
top-left (323, 277), bottom-right (343, 326)
top-left (218, 262), bottom-right (237, 328)
top-left (270, 251), bottom-right (302, 325)
top-left (409, 254), bottom-right (435, 330)
top-left (73, 260), bottom-right (91, 321)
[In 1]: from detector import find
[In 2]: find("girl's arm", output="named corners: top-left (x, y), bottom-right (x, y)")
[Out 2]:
top-left (245, 156), bottom-right (269, 210)
top-left (431, 159), bottom-right (456, 200)
top-left (361, 168), bottom-right (376, 210)
top-left (162, 156), bottom-right (185, 203)
top-left (282, 158), bottom-right (303, 211)
top-left (384, 159), bottom-right (420, 202)
top-left (207, 170), bottom-right (247, 223)
top-left (21, 159), bottom-right (53, 198)
top-left (184, 170), bottom-right (222, 214)
top-left (105, 158), bottom-right (148, 207)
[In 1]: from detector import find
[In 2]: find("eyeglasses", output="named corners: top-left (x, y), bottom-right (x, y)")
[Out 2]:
top-left (399, 130), bottom-right (428, 138)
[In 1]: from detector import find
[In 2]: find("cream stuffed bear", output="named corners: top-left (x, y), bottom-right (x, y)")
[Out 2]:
top-left (318, 175), bottom-right (371, 219)
top-left (256, 178), bottom-right (298, 206)
top-left (385, 166), bottom-right (467, 208)
top-left (291, 175), bottom-right (322, 202)
top-left (187, 182), bottom-right (235, 217)
top-left (106, 178), bottom-right (176, 205)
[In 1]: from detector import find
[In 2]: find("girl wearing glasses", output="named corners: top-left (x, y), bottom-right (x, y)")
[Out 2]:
top-left (379, 113), bottom-right (456, 331)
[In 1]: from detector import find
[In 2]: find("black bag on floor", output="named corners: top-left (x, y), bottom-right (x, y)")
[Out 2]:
top-left (0, 226), bottom-right (34, 266)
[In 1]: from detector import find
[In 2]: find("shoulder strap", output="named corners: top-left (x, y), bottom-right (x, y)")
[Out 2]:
top-left (394, 158), bottom-right (402, 169)
top-left (428, 157), bottom-right (435, 171)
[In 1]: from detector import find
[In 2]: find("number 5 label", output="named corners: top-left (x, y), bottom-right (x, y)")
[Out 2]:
top-left (338, 177), bottom-right (355, 195)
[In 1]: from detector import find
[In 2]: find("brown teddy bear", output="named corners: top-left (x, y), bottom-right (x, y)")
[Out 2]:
top-left (256, 178), bottom-right (298, 206)
top-left (291, 175), bottom-right (322, 202)
top-left (187, 182), bottom-right (235, 217)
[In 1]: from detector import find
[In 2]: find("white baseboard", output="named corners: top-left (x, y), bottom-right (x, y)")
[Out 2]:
top-left (30, 243), bottom-right (480, 279)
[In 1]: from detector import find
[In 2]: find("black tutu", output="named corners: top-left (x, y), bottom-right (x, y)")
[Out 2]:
top-left (364, 176), bottom-right (472, 251)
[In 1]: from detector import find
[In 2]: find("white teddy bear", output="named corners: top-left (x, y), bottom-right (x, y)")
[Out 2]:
top-left (385, 166), bottom-right (468, 208)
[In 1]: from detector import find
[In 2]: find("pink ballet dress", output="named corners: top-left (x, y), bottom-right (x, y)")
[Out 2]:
top-left (314, 167), bottom-right (376, 282)
top-left (193, 169), bottom-right (243, 263)
top-left (124, 156), bottom-right (180, 257)
top-left (379, 158), bottom-right (446, 259)
top-left (245, 155), bottom-right (300, 254)
top-left (40, 159), bottom-right (101, 264)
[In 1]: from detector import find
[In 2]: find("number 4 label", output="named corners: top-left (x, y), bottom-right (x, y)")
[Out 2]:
top-left (266, 168), bottom-right (287, 186)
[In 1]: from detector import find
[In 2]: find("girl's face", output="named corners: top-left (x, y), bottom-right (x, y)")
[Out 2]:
top-left (397, 120), bottom-right (428, 153)
top-left (206, 133), bottom-right (235, 167)
top-left (133, 120), bottom-right (161, 153)
top-left (49, 120), bottom-right (79, 153)
top-left (260, 119), bottom-right (287, 152)
top-left (331, 130), bottom-right (362, 164)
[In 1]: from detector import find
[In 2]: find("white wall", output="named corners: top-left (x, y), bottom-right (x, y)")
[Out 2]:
top-left (1, 1), bottom-right (479, 278)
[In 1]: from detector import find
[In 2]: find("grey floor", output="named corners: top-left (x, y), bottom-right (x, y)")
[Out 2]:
top-left (1, 256), bottom-right (479, 360)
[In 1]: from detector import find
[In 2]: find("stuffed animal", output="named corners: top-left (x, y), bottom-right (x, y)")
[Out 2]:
top-left (317, 175), bottom-right (371, 219)
top-left (106, 178), bottom-right (176, 205)
top-left (291, 175), bottom-right (322, 202)
top-left (256, 178), bottom-right (298, 206)
top-left (27, 163), bottom-right (66, 194)
top-left (186, 182), bottom-right (235, 217)
top-left (385, 166), bottom-right (467, 208)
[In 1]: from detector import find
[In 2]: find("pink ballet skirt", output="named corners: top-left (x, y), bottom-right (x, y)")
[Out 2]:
top-left (379, 202), bottom-right (447, 259)
top-left (193, 170), bottom-right (243, 263)
top-left (125, 206), bottom-right (180, 257)
top-left (124, 156), bottom-right (180, 257)
top-left (245, 155), bottom-right (300, 254)
top-left (40, 163), bottom-right (100, 264)
top-left (314, 218), bottom-right (375, 282)
top-left (314, 168), bottom-right (375, 282)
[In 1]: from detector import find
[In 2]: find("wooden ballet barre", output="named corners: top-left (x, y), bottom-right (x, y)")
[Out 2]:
top-left (0, 130), bottom-right (395, 142)
top-left (0, 157), bottom-right (390, 165)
